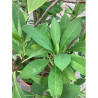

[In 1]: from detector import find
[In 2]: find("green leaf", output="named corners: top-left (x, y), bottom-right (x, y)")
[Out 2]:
top-left (20, 59), bottom-right (49, 79)
top-left (70, 54), bottom-right (86, 75)
top-left (50, 18), bottom-right (61, 53)
top-left (60, 84), bottom-right (80, 98)
top-left (54, 53), bottom-right (71, 71)
top-left (71, 3), bottom-right (85, 18)
top-left (64, 66), bottom-right (76, 81)
top-left (31, 75), bottom-right (44, 85)
top-left (74, 78), bottom-right (85, 85)
top-left (25, 47), bottom-right (47, 62)
top-left (60, 14), bottom-right (70, 34)
top-left (13, 72), bottom-right (34, 98)
top-left (41, 3), bottom-right (62, 15)
top-left (60, 18), bottom-right (82, 50)
top-left (22, 25), bottom-right (53, 52)
top-left (67, 41), bottom-right (85, 54)
top-left (12, 32), bottom-right (22, 43)
top-left (37, 23), bottom-right (50, 37)
top-left (48, 66), bottom-right (63, 98)
top-left (27, 0), bottom-right (47, 13)
top-left (62, 71), bottom-right (70, 84)
top-left (31, 83), bottom-right (44, 95)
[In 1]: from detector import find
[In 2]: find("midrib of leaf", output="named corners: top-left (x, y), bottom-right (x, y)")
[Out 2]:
top-left (61, 21), bottom-right (80, 48)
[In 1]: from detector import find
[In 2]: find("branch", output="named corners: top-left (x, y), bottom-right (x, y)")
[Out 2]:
top-left (33, 0), bottom-right (60, 26)
top-left (47, 0), bottom-right (86, 3)
top-left (38, 8), bottom-right (41, 24)
top-left (12, 58), bottom-right (23, 72)
top-left (66, 22), bottom-right (86, 50)
top-left (33, 10), bottom-right (37, 24)
top-left (62, 0), bottom-right (86, 3)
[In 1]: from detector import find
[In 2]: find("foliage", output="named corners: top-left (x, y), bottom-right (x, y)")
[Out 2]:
top-left (12, 0), bottom-right (86, 98)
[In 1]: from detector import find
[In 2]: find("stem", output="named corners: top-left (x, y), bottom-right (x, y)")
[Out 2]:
top-left (33, 10), bottom-right (37, 24)
top-left (33, 0), bottom-right (60, 26)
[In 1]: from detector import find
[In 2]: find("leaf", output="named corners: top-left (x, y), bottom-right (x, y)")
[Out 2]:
top-left (67, 41), bottom-right (85, 54)
top-left (31, 75), bottom-right (43, 85)
top-left (37, 23), bottom-right (50, 37)
top-left (22, 25), bottom-right (53, 52)
top-left (74, 78), bottom-right (85, 85)
top-left (70, 54), bottom-right (86, 75)
top-left (13, 72), bottom-right (34, 98)
top-left (54, 53), bottom-right (71, 71)
top-left (25, 47), bottom-right (47, 62)
top-left (27, 0), bottom-right (47, 13)
top-left (48, 66), bottom-right (63, 98)
top-left (20, 59), bottom-right (49, 79)
top-left (71, 3), bottom-right (85, 18)
top-left (31, 83), bottom-right (44, 95)
top-left (41, 3), bottom-right (62, 15)
top-left (60, 14), bottom-right (70, 34)
top-left (60, 18), bottom-right (82, 50)
top-left (62, 71), bottom-right (70, 84)
top-left (50, 18), bottom-right (61, 53)
top-left (60, 84), bottom-right (80, 98)
top-left (12, 3), bottom-right (26, 39)
top-left (12, 32), bottom-right (22, 43)
top-left (64, 66), bottom-right (76, 81)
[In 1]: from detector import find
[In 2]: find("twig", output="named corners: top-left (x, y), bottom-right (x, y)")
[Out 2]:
top-left (33, 10), bottom-right (37, 24)
top-left (12, 58), bottom-right (23, 72)
top-left (46, 0), bottom-right (55, 3)
top-left (38, 8), bottom-right (41, 24)
top-left (62, 0), bottom-right (86, 3)
top-left (33, 0), bottom-right (60, 26)
top-left (66, 22), bottom-right (86, 50)
top-left (47, 0), bottom-right (86, 3)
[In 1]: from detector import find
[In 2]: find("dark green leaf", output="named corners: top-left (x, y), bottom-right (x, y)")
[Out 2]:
top-left (31, 83), bottom-right (44, 95)
top-left (74, 78), bottom-right (85, 85)
top-left (48, 66), bottom-right (63, 98)
top-left (71, 3), bottom-right (85, 18)
top-left (41, 3), bottom-right (62, 15)
top-left (67, 41), bottom-right (85, 54)
top-left (54, 53), bottom-right (71, 71)
top-left (20, 59), bottom-right (49, 79)
top-left (60, 84), bottom-right (80, 98)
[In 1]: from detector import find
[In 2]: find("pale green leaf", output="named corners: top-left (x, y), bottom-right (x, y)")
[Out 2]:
top-left (27, 0), bottom-right (46, 13)
top-left (50, 18), bottom-right (61, 53)
top-left (54, 53), bottom-right (71, 71)
top-left (20, 59), bottom-right (49, 79)
top-left (60, 18), bottom-right (82, 50)
top-left (48, 66), bottom-right (63, 98)
top-left (62, 71), bottom-right (70, 84)
top-left (60, 14), bottom-right (70, 34)
top-left (64, 66), bottom-right (76, 81)
top-left (70, 54), bottom-right (86, 75)
top-left (22, 25), bottom-right (53, 52)
top-left (60, 84), bottom-right (80, 98)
